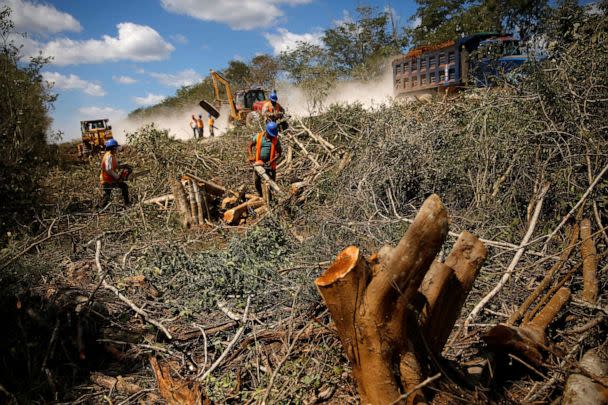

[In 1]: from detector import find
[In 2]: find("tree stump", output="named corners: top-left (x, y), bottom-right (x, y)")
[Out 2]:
top-left (315, 194), bottom-right (487, 404)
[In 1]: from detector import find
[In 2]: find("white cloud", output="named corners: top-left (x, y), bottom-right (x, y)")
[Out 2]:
top-left (42, 71), bottom-right (105, 96)
top-left (30, 22), bottom-right (174, 65)
top-left (170, 33), bottom-right (188, 44)
top-left (409, 16), bottom-right (422, 29)
top-left (149, 69), bottom-right (201, 87)
top-left (1, 0), bottom-right (81, 34)
top-left (78, 106), bottom-right (127, 120)
top-left (112, 75), bottom-right (137, 84)
top-left (160, 0), bottom-right (313, 30)
top-left (133, 93), bottom-right (166, 106)
top-left (264, 27), bottom-right (323, 55)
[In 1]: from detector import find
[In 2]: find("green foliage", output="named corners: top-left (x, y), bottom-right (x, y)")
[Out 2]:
top-left (136, 222), bottom-right (294, 314)
top-left (223, 59), bottom-right (251, 90)
top-left (407, 0), bottom-right (548, 46)
top-left (0, 6), bottom-right (57, 231)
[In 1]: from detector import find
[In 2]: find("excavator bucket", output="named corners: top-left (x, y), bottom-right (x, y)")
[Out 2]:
top-left (199, 99), bottom-right (220, 118)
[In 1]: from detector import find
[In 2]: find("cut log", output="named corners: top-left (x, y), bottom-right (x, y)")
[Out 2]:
top-left (223, 198), bottom-right (264, 225)
top-left (254, 165), bottom-right (284, 196)
top-left (316, 194), bottom-right (456, 404)
top-left (169, 178), bottom-right (192, 228)
top-left (221, 196), bottom-right (239, 210)
top-left (580, 218), bottom-right (598, 304)
top-left (192, 181), bottom-right (205, 224)
top-left (184, 180), bottom-right (199, 225)
top-left (150, 357), bottom-right (207, 405)
top-left (562, 348), bottom-right (608, 405)
top-left (184, 173), bottom-right (226, 196)
top-left (143, 194), bottom-right (175, 205)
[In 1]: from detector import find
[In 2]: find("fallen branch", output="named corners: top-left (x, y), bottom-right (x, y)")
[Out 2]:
top-left (296, 116), bottom-right (336, 152)
top-left (580, 218), bottom-right (598, 304)
top-left (464, 183), bottom-right (549, 331)
top-left (387, 373), bottom-right (442, 405)
top-left (95, 240), bottom-right (172, 340)
top-left (254, 165), bottom-right (284, 196)
top-left (197, 296), bottom-right (251, 381)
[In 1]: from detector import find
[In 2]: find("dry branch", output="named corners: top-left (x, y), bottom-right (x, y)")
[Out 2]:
top-left (95, 240), bottom-right (172, 340)
top-left (465, 183), bottom-right (549, 331)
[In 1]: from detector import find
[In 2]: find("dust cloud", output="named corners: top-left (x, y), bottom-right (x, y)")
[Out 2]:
top-left (110, 105), bottom-right (231, 144)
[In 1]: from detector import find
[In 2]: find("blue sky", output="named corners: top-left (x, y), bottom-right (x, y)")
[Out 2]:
top-left (3, 0), bottom-right (419, 140)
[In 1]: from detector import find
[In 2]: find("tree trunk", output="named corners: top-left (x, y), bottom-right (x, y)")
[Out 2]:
top-left (169, 178), bottom-right (192, 228)
top-left (223, 198), bottom-right (264, 225)
top-left (580, 218), bottom-right (598, 304)
top-left (315, 194), bottom-right (487, 404)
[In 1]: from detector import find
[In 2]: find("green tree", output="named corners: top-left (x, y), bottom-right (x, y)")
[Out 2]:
top-left (408, 0), bottom-right (548, 46)
top-left (223, 60), bottom-right (251, 90)
top-left (323, 6), bottom-right (403, 75)
top-left (249, 54), bottom-right (278, 89)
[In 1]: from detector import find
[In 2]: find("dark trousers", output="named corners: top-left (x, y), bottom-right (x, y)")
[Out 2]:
top-left (101, 182), bottom-right (129, 207)
top-left (254, 167), bottom-right (276, 199)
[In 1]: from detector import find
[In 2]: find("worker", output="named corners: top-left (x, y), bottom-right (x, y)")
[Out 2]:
top-left (208, 113), bottom-right (216, 137)
top-left (99, 139), bottom-right (130, 208)
top-left (191, 113), bottom-right (204, 139)
top-left (261, 90), bottom-right (285, 124)
top-left (189, 117), bottom-right (197, 138)
top-left (248, 121), bottom-right (282, 199)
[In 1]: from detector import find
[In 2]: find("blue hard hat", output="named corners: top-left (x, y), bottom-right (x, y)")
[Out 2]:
top-left (266, 121), bottom-right (278, 137)
top-left (105, 138), bottom-right (119, 149)
top-left (269, 91), bottom-right (278, 102)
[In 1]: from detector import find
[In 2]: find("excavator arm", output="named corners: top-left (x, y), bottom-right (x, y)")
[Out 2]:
top-left (210, 70), bottom-right (239, 121)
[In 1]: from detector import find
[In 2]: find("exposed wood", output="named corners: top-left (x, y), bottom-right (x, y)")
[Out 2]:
top-left (183, 173), bottom-right (226, 196)
top-left (220, 196), bottom-right (239, 210)
top-left (143, 194), bottom-right (175, 205)
top-left (510, 223), bottom-right (579, 325)
top-left (184, 180), bottom-right (199, 225)
top-left (465, 182), bottom-right (549, 331)
top-left (169, 178), bottom-right (192, 228)
top-left (223, 198), bottom-right (264, 225)
top-left (151, 357), bottom-right (206, 405)
top-left (192, 181), bottom-right (205, 225)
top-left (316, 194), bottom-right (452, 404)
top-left (254, 165), bottom-right (284, 195)
top-left (580, 218), bottom-right (599, 304)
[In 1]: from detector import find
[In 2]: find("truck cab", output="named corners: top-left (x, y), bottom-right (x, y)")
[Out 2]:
top-left (235, 88), bottom-right (267, 113)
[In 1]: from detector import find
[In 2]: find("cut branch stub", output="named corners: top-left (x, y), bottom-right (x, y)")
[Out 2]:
top-left (580, 218), bottom-right (598, 304)
top-left (484, 288), bottom-right (571, 366)
top-left (316, 194), bottom-right (456, 405)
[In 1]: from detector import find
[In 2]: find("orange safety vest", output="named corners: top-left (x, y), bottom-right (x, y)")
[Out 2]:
top-left (264, 101), bottom-right (282, 114)
top-left (100, 151), bottom-right (117, 184)
top-left (208, 117), bottom-right (214, 127)
top-left (255, 131), bottom-right (278, 170)
top-left (193, 116), bottom-right (204, 128)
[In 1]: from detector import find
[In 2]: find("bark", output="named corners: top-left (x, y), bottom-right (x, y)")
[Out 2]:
top-left (184, 180), bottom-right (199, 225)
top-left (169, 178), bottom-right (192, 228)
top-left (580, 218), bottom-right (599, 304)
top-left (316, 194), bottom-right (487, 405)
top-left (223, 198), bottom-right (264, 225)
top-left (515, 224), bottom-right (579, 325)
top-left (221, 196), bottom-right (239, 210)
top-left (192, 181), bottom-right (205, 224)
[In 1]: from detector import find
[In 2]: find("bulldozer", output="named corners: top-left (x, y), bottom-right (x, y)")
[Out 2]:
top-left (77, 118), bottom-right (114, 157)
top-left (199, 70), bottom-right (267, 127)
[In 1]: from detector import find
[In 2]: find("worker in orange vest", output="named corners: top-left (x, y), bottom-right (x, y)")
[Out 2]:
top-left (261, 91), bottom-right (285, 123)
top-left (99, 139), bottom-right (130, 207)
top-left (208, 113), bottom-right (216, 137)
top-left (191, 113), bottom-right (204, 139)
top-left (247, 121), bottom-right (282, 198)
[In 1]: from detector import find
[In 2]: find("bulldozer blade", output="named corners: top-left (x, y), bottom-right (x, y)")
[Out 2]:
top-left (199, 100), bottom-right (220, 118)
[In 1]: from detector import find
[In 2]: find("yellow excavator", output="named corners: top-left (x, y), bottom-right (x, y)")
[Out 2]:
top-left (199, 70), bottom-right (267, 127)
top-left (77, 118), bottom-right (114, 157)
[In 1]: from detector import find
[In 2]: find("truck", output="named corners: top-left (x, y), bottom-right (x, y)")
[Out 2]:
top-left (77, 118), bottom-right (114, 157)
top-left (199, 70), bottom-right (267, 127)
top-left (392, 33), bottom-right (528, 98)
